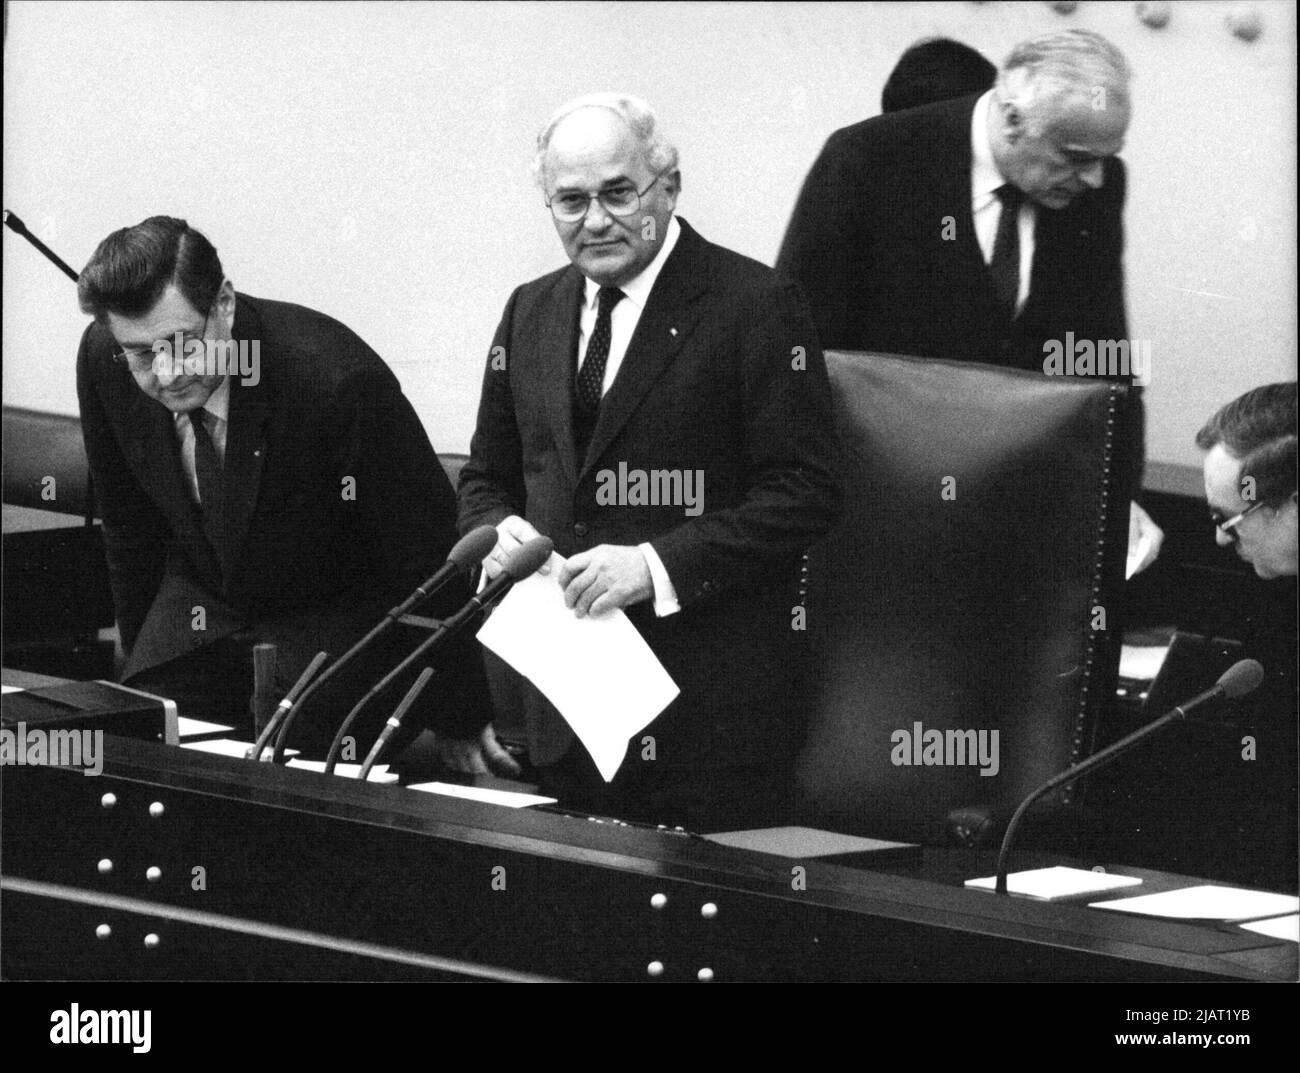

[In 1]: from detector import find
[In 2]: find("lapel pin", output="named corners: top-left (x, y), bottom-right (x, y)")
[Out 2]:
top-left (669, 327), bottom-right (678, 337)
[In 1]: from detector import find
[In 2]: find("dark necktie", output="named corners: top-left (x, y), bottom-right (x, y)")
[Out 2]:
top-left (187, 410), bottom-right (226, 563)
top-left (989, 183), bottom-right (1023, 321)
top-left (575, 286), bottom-right (625, 414)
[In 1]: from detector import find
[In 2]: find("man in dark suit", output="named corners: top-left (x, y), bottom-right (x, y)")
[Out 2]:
top-left (777, 28), bottom-right (1159, 566)
top-left (454, 94), bottom-right (842, 830)
top-left (76, 216), bottom-right (489, 756)
top-left (777, 28), bottom-right (1131, 372)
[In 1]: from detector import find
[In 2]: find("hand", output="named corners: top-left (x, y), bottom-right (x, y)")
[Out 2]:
top-left (433, 724), bottom-right (522, 777)
top-left (557, 544), bottom-right (653, 618)
top-left (483, 515), bottom-right (550, 579)
top-left (1127, 500), bottom-right (1164, 578)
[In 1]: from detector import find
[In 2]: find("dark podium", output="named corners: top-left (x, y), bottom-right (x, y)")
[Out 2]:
top-left (3, 734), bottom-right (1293, 982)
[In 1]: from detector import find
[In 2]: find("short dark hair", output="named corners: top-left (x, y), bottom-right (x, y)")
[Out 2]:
top-left (1195, 383), bottom-right (1297, 504)
top-left (77, 216), bottom-right (224, 323)
top-left (881, 37), bottom-right (997, 114)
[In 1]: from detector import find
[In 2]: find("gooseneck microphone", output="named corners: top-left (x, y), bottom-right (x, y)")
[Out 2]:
top-left (994, 659), bottom-right (1265, 894)
top-left (322, 535), bottom-right (554, 772)
top-left (357, 667), bottom-right (436, 781)
top-left (250, 527), bottom-right (497, 762)
top-left (4, 210), bottom-right (80, 282)
top-left (245, 651), bottom-right (330, 761)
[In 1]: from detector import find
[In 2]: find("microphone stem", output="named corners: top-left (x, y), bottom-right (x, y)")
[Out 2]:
top-left (994, 690), bottom-right (1219, 893)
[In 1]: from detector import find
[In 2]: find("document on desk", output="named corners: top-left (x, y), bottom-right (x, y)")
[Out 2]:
top-left (965, 866), bottom-right (1143, 899)
top-left (477, 552), bottom-right (679, 782)
top-left (1239, 914), bottom-right (1299, 942)
top-left (1089, 885), bottom-right (1300, 921)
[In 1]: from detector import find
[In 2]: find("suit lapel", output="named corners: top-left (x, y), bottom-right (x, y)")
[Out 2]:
top-left (539, 269), bottom-right (585, 489)
top-left (579, 219), bottom-right (708, 476)
top-left (221, 299), bottom-right (271, 568)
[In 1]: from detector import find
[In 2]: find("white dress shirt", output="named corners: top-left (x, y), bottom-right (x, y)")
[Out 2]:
top-left (970, 90), bottom-right (1034, 313)
top-left (173, 376), bottom-right (230, 505)
top-left (576, 215), bottom-right (683, 617)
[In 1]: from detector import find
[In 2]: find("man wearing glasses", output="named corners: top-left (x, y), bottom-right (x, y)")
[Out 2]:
top-left (1197, 383), bottom-right (1297, 581)
top-left (75, 216), bottom-right (490, 755)
top-left (455, 94), bottom-right (842, 829)
top-left (1195, 382), bottom-right (1296, 892)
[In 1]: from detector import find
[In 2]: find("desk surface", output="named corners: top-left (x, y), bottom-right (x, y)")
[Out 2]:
top-left (2, 730), bottom-right (1294, 982)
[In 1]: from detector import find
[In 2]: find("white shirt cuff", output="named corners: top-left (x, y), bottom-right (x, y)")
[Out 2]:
top-left (638, 543), bottom-right (681, 618)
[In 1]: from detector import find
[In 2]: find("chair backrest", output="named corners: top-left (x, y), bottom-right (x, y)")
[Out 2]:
top-left (2, 406), bottom-right (95, 518)
top-left (796, 352), bottom-right (1134, 844)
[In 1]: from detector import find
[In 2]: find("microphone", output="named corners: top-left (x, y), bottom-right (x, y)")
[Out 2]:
top-left (321, 535), bottom-right (553, 772)
top-left (245, 651), bottom-right (330, 761)
top-left (357, 666), bottom-right (436, 781)
top-left (390, 526), bottom-right (498, 620)
top-left (253, 527), bottom-right (495, 763)
top-left (4, 210), bottom-right (80, 282)
top-left (993, 659), bottom-right (1264, 894)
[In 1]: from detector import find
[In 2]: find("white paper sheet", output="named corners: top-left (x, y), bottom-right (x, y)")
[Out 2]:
top-left (1089, 885), bottom-right (1300, 921)
top-left (965, 866), bottom-right (1143, 899)
top-left (1239, 914), bottom-right (1299, 942)
top-left (477, 552), bottom-right (679, 781)
top-left (177, 716), bottom-right (236, 738)
top-left (1118, 643), bottom-right (1170, 682)
top-left (406, 781), bottom-right (558, 808)
top-left (180, 738), bottom-right (299, 760)
top-left (284, 759), bottom-right (398, 783)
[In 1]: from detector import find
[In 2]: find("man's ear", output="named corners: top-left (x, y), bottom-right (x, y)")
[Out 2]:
top-left (999, 101), bottom-right (1026, 145)
top-left (215, 278), bottom-right (236, 323)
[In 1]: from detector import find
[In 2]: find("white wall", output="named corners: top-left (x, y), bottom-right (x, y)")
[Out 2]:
top-left (4, 0), bottom-right (1295, 469)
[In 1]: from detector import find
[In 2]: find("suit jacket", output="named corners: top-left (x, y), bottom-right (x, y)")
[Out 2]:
top-left (458, 218), bottom-right (843, 774)
top-left (76, 294), bottom-right (491, 745)
top-left (775, 93), bottom-right (1128, 372)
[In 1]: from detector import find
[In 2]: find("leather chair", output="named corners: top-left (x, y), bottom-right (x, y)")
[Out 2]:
top-left (795, 352), bottom-right (1136, 846)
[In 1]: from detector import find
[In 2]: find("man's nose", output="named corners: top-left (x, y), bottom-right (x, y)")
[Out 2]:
top-left (153, 353), bottom-right (180, 386)
top-left (582, 197), bottom-right (613, 230)
top-left (1078, 159), bottom-right (1105, 189)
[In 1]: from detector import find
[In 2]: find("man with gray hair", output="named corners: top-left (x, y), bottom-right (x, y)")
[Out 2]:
top-left (777, 28), bottom-right (1156, 563)
top-left (454, 93), bottom-right (843, 829)
top-left (777, 28), bottom-right (1132, 369)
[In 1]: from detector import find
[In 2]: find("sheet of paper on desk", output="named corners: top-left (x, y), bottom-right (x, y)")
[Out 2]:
top-left (285, 759), bottom-right (399, 783)
top-left (1239, 914), bottom-right (1299, 942)
top-left (477, 552), bottom-right (679, 782)
top-left (1089, 885), bottom-right (1300, 921)
top-left (965, 866), bottom-right (1143, 899)
top-left (180, 738), bottom-right (299, 760)
top-left (177, 716), bottom-right (236, 738)
top-left (407, 782), bottom-right (559, 808)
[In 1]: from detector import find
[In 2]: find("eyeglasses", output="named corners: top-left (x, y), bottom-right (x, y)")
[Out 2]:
top-left (1211, 500), bottom-right (1267, 542)
top-left (112, 309), bottom-right (210, 374)
top-left (545, 172), bottom-right (667, 223)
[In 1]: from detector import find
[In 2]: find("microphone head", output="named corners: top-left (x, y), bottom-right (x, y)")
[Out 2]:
top-left (449, 525), bottom-right (499, 570)
top-left (1218, 659), bottom-right (1265, 700)
top-left (503, 536), bottom-right (554, 580)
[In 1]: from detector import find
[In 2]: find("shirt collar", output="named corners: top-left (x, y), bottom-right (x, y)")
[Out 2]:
top-left (970, 90), bottom-right (1007, 203)
top-left (583, 214), bottom-right (681, 312)
top-left (174, 376), bottom-right (231, 428)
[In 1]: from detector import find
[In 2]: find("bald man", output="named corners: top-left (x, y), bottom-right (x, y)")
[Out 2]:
top-left (454, 94), bottom-right (842, 830)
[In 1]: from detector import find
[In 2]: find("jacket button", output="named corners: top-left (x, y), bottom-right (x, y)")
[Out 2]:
top-left (573, 522), bottom-right (589, 538)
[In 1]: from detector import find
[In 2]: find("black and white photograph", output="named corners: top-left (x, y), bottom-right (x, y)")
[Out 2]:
top-left (2, 0), bottom-right (1296, 1029)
